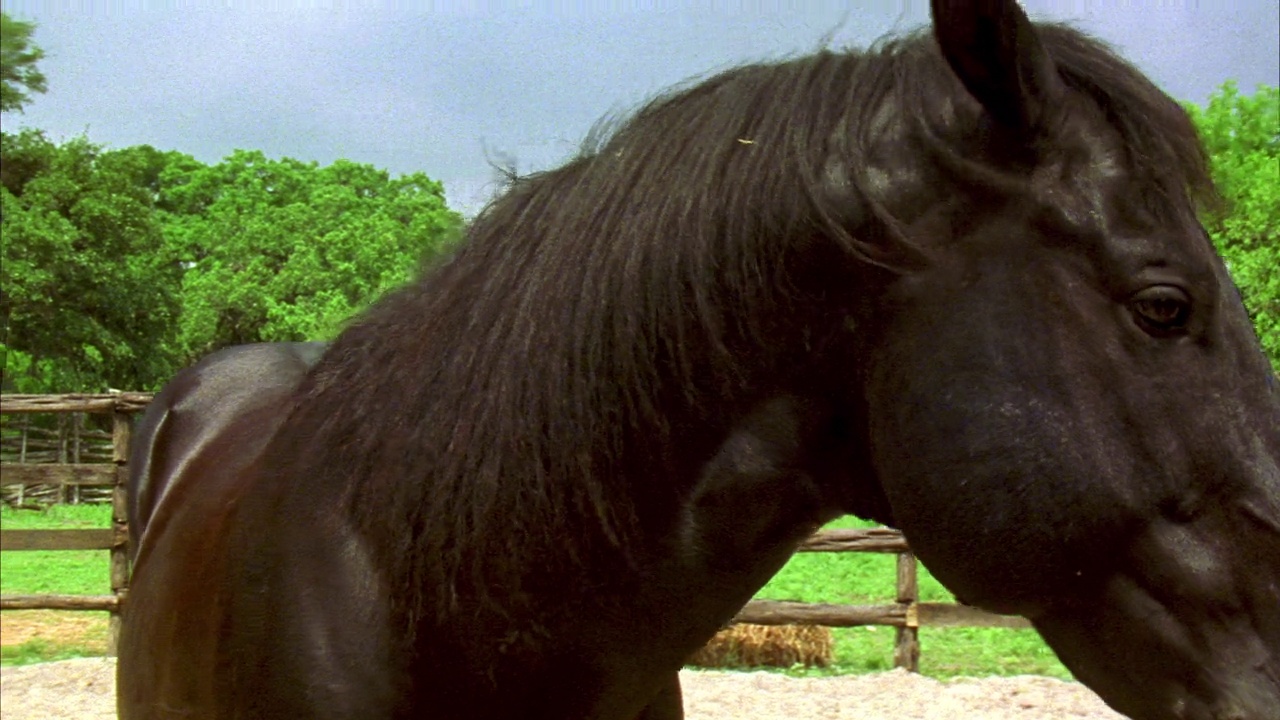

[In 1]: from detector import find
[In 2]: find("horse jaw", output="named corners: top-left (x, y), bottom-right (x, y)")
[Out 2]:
top-left (1034, 467), bottom-right (1280, 720)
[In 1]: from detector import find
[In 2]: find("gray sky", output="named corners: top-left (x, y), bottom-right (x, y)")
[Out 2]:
top-left (4, 1), bottom-right (1277, 217)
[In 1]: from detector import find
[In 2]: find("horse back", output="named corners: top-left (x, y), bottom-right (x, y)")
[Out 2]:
top-left (118, 342), bottom-right (324, 719)
top-left (126, 342), bottom-right (326, 557)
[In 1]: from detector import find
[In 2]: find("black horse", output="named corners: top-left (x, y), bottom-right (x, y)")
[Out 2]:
top-left (124, 341), bottom-right (327, 560)
top-left (118, 1), bottom-right (1280, 718)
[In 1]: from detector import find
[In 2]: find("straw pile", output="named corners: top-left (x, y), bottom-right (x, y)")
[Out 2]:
top-left (687, 623), bottom-right (833, 669)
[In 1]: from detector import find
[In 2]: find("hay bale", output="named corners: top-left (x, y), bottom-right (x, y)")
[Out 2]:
top-left (687, 623), bottom-right (833, 669)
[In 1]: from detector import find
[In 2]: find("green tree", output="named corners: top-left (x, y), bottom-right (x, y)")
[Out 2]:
top-left (161, 150), bottom-right (462, 363)
top-left (1, 130), bottom-right (185, 391)
top-left (1188, 82), bottom-right (1280, 372)
top-left (0, 12), bottom-right (47, 113)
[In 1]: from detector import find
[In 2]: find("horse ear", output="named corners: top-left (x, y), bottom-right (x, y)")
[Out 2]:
top-left (930, 0), bottom-right (1064, 134)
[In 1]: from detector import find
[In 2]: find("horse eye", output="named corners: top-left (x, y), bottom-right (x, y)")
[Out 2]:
top-left (1130, 285), bottom-right (1191, 335)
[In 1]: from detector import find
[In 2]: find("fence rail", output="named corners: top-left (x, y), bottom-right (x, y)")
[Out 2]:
top-left (0, 393), bottom-right (154, 414)
top-left (0, 528), bottom-right (121, 551)
top-left (0, 594), bottom-right (121, 611)
top-left (0, 464), bottom-right (120, 487)
top-left (0, 392), bottom-right (1030, 670)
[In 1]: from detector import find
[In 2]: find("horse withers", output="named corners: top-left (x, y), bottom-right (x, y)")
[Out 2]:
top-left (125, 341), bottom-right (327, 560)
top-left (118, 0), bottom-right (1279, 718)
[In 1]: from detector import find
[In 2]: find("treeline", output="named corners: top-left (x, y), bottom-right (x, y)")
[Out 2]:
top-left (1, 136), bottom-right (463, 392)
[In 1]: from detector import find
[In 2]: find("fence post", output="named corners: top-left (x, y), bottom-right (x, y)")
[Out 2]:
top-left (17, 415), bottom-right (28, 505)
top-left (894, 550), bottom-right (920, 672)
top-left (58, 413), bottom-right (70, 504)
top-left (71, 413), bottom-right (83, 505)
top-left (108, 402), bottom-right (132, 656)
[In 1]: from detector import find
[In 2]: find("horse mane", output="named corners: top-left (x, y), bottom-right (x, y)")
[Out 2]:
top-left (1037, 25), bottom-right (1216, 210)
top-left (272, 22), bottom-right (1215, 634)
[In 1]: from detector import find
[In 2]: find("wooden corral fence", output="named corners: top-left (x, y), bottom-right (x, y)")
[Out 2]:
top-left (0, 393), bottom-right (1030, 668)
top-left (1, 409), bottom-right (116, 505)
top-left (0, 393), bottom-right (151, 653)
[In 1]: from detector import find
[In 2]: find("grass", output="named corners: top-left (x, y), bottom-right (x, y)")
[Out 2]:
top-left (1, 626), bottom-right (110, 666)
top-left (1, 504), bottom-right (115, 595)
top-left (1, 505), bottom-right (114, 665)
top-left (755, 516), bottom-right (1071, 679)
top-left (0, 506), bottom-right (1070, 678)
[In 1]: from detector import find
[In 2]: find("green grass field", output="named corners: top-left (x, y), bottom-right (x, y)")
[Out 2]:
top-left (0, 506), bottom-right (1069, 678)
top-left (0, 504), bottom-right (115, 665)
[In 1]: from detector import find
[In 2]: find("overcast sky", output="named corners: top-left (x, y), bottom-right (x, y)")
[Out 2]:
top-left (4, 1), bottom-right (1277, 217)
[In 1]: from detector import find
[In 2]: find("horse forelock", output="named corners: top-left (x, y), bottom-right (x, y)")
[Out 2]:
top-left (277, 20), bottom-right (1218, 639)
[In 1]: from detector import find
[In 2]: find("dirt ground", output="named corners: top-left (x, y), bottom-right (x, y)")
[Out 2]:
top-left (0, 612), bottom-right (108, 652)
top-left (1, 659), bottom-right (1126, 720)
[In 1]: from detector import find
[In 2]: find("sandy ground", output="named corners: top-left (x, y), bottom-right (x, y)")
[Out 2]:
top-left (1, 658), bottom-right (1125, 720)
top-left (0, 612), bottom-right (109, 652)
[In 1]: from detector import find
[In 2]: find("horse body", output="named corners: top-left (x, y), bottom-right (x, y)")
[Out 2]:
top-left (124, 347), bottom-right (859, 718)
top-left (121, 343), bottom-right (328, 711)
top-left (120, 2), bottom-right (1280, 718)
top-left (125, 341), bottom-right (327, 558)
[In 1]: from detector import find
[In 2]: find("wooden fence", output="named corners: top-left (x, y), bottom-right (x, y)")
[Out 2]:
top-left (0, 393), bottom-right (1029, 669)
top-left (1, 411), bottom-right (116, 505)
top-left (0, 393), bottom-right (151, 652)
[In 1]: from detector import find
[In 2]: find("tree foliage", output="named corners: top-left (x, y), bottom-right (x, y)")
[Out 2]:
top-left (2, 136), bottom-right (463, 391)
top-left (1, 130), bottom-right (183, 391)
top-left (0, 12), bottom-right (47, 113)
top-left (161, 150), bottom-right (462, 362)
top-left (1, 13), bottom-right (463, 391)
top-left (1188, 82), bottom-right (1280, 372)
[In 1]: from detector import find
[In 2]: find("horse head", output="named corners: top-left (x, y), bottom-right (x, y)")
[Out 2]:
top-left (850, 2), bottom-right (1279, 718)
